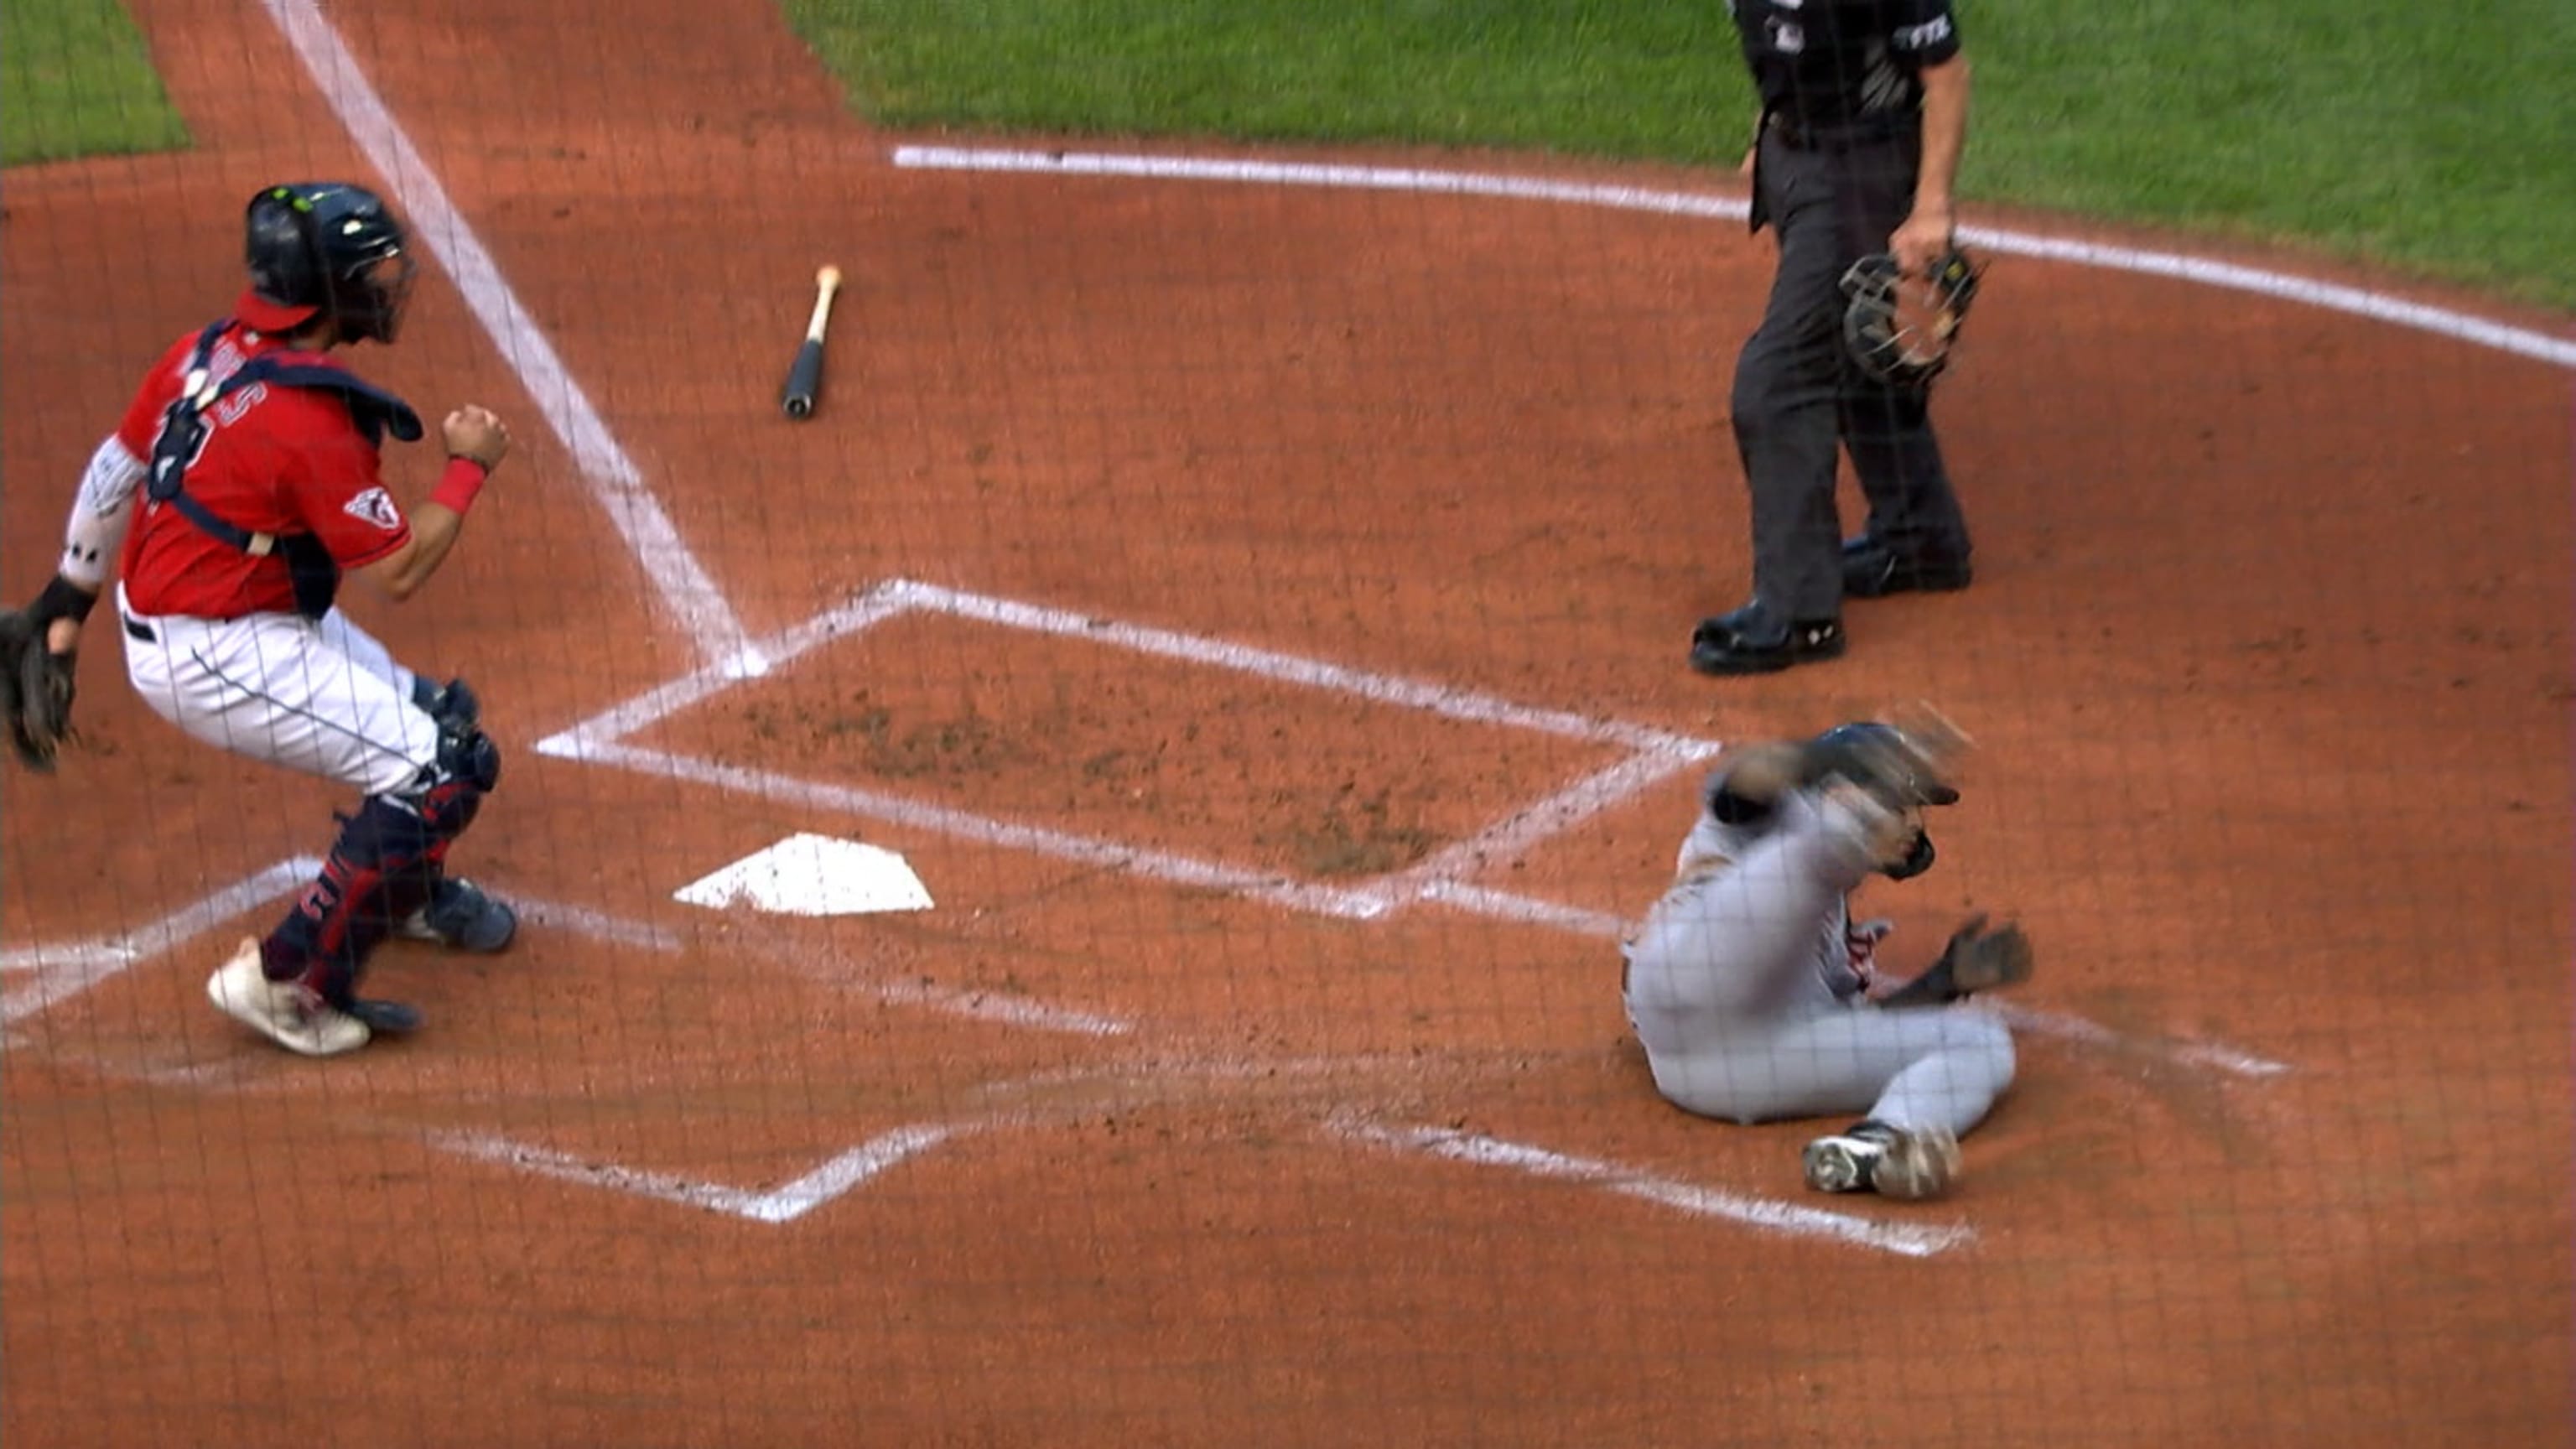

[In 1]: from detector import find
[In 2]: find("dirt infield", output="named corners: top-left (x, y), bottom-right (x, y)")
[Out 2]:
top-left (4, 0), bottom-right (2568, 1445)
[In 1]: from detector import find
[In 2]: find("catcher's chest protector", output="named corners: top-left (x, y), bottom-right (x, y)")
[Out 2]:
top-left (145, 320), bottom-right (425, 619)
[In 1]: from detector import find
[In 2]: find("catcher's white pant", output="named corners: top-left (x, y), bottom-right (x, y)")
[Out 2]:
top-left (117, 584), bottom-right (439, 797)
top-left (1623, 787), bottom-right (2015, 1137)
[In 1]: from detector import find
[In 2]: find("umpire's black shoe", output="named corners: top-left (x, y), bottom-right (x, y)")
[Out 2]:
top-left (1688, 603), bottom-right (1846, 676)
top-left (1841, 535), bottom-right (1973, 600)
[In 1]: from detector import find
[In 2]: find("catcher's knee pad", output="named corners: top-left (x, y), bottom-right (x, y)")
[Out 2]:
top-left (375, 730), bottom-right (497, 849)
top-left (401, 673), bottom-right (501, 836)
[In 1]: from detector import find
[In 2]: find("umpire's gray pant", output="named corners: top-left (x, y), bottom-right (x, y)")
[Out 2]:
top-left (1732, 124), bottom-right (1971, 621)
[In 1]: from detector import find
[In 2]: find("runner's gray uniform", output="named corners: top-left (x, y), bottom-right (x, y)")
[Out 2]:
top-left (1622, 779), bottom-right (2014, 1136)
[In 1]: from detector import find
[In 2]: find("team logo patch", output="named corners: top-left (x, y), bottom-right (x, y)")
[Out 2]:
top-left (343, 486), bottom-right (402, 531)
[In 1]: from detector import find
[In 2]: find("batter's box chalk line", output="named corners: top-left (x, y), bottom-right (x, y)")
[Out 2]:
top-left (1331, 1114), bottom-right (1975, 1259)
top-left (534, 576), bottom-right (1721, 935)
top-left (8, 874), bottom-right (2256, 1248)
top-left (421, 1105), bottom-right (1966, 1258)
top-left (529, 576), bottom-right (2291, 1079)
top-left (423, 1123), bottom-right (960, 1226)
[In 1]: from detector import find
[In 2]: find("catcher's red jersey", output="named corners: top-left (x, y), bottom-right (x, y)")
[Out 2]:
top-left (115, 323), bottom-right (413, 620)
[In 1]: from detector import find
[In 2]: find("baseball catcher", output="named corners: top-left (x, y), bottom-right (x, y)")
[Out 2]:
top-left (1620, 709), bottom-right (2033, 1200)
top-left (16, 181), bottom-right (520, 1057)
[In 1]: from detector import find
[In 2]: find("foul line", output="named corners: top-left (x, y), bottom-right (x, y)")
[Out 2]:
top-left (260, 0), bottom-right (763, 676)
top-left (892, 146), bottom-right (2576, 371)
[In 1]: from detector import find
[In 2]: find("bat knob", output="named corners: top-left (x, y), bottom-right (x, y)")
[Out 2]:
top-left (782, 396), bottom-right (814, 420)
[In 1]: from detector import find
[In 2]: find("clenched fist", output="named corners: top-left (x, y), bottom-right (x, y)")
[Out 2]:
top-left (443, 405), bottom-right (512, 472)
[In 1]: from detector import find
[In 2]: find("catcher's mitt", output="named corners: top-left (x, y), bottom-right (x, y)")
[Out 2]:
top-left (1840, 247), bottom-right (1984, 389)
top-left (0, 608), bottom-right (78, 773)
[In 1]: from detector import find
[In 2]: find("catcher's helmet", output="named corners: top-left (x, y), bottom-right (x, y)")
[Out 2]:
top-left (1805, 720), bottom-right (1954, 880)
top-left (240, 182), bottom-right (417, 344)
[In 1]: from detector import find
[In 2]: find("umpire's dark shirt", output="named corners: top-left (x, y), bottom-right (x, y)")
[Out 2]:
top-left (1732, 0), bottom-right (1963, 132)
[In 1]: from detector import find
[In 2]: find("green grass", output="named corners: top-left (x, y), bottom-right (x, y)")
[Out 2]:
top-left (781, 0), bottom-right (2575, 309)
top-left (3, 0), bottom-right (190, 167)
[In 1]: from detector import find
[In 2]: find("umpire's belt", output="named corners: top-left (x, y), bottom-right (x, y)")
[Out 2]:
top-left (1767, 112), bottom-right (1914, 152)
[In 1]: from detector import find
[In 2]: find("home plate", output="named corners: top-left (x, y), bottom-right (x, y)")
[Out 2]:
top-left (673, 834), bottom-right (934, 916)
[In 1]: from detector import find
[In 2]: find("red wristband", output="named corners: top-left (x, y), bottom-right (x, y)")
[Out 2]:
top-left (429, 456), bottom-right (489, 515)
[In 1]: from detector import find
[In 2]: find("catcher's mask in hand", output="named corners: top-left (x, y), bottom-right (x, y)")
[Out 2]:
top-left (1840, 248), bottom-right (1984, 390)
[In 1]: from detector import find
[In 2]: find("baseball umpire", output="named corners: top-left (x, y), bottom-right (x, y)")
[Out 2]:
top-left (1690, 0), bottom-right (1983, 676)
top-left (1621, 714), bottom-right (2030, 1198)
top-left (0, 181), bottom-right (517, 1056)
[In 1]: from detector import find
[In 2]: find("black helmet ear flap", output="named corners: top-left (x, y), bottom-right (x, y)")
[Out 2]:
top-left (1880, 828), bottom-right (1936, 880)
top-left (245, 184), bottom-right (330, 321)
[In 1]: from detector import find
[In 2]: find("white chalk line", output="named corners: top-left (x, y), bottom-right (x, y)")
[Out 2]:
top-left (537, 576), bottom-right (1716, 928)
top-left (535, 579), bottom-right (2291, 1078)
top-left (1997, 1004), bottom-right (2292, 1080)
top-left (891, 146), bottom-right (2576, 371)
top-left (0, 892), bottom-right (2109, 1254)
top-left (532, 885), bottom-right (1137, 1038)
top-left (1334, 1118), bottom-right (1971, 1259)
top-left (426, 1124), bottom-right (957, 1225)
top-left (1352, 739), bottom-right (1722, 916)
top-left (0, 857), bottom-right (322, 1027)
top-left (12, 1028), bottom-right (959, 1224)
top-left (101, 1036), bottom-right (1927, 1254)
top-left (896, 579), bottom-right (1702, 753)
top-left (260, 0), bottom-right (760, 673)
top-left (0, 866), bottom-right (1125, 1041)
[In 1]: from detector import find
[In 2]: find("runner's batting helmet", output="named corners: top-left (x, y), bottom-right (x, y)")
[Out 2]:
top-left (1804, 720), bottom-right (1955, 880)
top-left (240, 182), bottom-right (418, 344)
top-left (1801, 721), bottom-right (1961, 808)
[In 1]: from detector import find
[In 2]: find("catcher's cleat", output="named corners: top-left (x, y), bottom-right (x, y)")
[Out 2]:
top-left (397, 876), bottom-right (517, 953)
top-left (205, 937), bottom-right (371, 1057)
top-left (1802, 1119), bottom-right (1962, 1201)
top-left (1841, 535), bottom-right (1972, 600)
top-left (1689, 603), bottom-right (1846, 677)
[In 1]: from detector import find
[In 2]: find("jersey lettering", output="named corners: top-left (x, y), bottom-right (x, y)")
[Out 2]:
top-left (212, 382), bottom-right (268, 427)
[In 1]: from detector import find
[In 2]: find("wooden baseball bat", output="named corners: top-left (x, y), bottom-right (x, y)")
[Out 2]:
top-left (780, 264), bottom-right (843, 420)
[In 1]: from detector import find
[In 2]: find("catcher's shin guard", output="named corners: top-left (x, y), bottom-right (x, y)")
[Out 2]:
top-left (264, 730), bottom-right (500, 1006)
